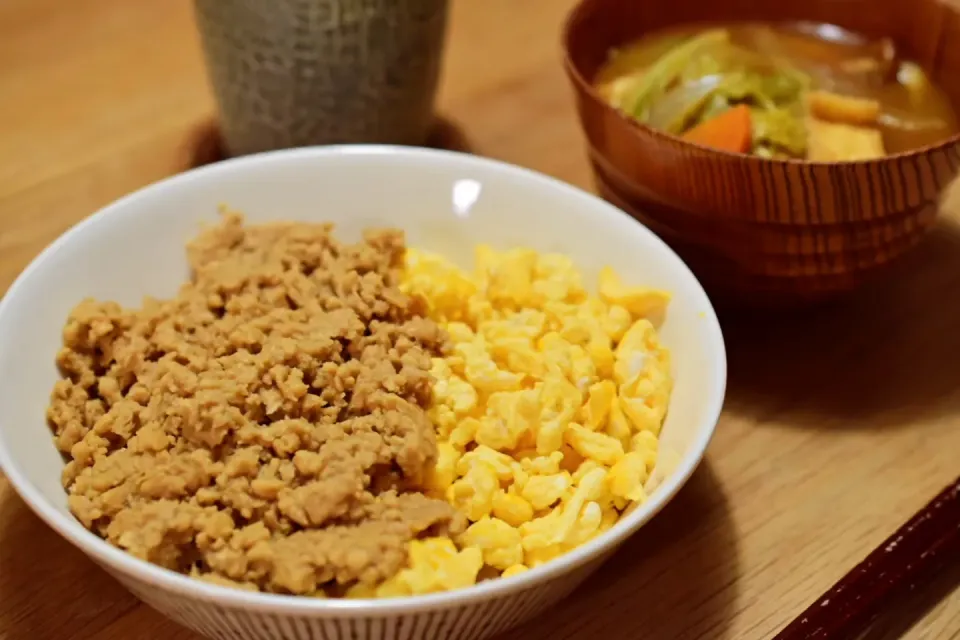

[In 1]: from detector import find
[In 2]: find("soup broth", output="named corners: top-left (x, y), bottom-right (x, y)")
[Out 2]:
top-left (595, 22), bottom-right (960, 160)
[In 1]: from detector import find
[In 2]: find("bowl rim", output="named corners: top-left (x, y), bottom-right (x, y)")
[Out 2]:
top-left (0, 144), bottom-right (726, 616)
top-left (561, 0), bottom-right (960, 167)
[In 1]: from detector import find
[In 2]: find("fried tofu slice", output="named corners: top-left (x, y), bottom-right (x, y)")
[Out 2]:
top-left (806, 116), bottom-right (886, 162)
top-left (807, 90), bottom-right (881, 127)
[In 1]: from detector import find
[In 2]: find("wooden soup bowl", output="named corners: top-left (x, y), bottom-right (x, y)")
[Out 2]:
top-left (563, 0), bottom-right (960, 305)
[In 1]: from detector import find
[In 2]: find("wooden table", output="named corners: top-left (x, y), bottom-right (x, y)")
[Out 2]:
top-left (1, 1), bottom-right (958, 638)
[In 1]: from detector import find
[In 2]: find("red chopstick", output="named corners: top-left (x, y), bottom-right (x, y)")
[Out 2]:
top-left (774, 475), bottom-right (960, 640)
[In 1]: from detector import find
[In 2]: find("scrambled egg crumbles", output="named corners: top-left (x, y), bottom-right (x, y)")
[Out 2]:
top-left (46, 213), bottom-right (673, 598)
top-left (376, 247), bottom-right (672, 594)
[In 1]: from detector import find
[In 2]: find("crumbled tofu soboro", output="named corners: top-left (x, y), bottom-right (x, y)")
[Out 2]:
top-left (47, 212), bottom-right (465, 595)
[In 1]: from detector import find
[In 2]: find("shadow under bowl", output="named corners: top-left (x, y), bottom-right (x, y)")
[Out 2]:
top-left (563, 0), bottom-right (960, 306)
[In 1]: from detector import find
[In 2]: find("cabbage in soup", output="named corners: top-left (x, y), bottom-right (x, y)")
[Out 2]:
top-left (595, 23), bottom-right (960, 161)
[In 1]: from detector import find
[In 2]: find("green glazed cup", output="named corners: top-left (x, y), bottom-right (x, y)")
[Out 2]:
top-left (194, 0), bottom-right (450, 155)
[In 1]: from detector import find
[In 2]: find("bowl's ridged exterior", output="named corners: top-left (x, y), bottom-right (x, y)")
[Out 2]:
top-left (564, 0), bottom-right (960, 303)
top-left (586, 135), bottom-right (956, 301)
top-left (105, 555), bottom-right (608, 640)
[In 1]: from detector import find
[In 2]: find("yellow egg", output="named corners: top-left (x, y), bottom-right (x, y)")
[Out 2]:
top-left (501, 564), bottom-right (529, 578)
top-left (403, 250), bottom-right (478, 322)
top-left (565, 500), bottom-right (604, 548)
top-left (524, 544), bottom-right (563, 567)
top-left (510, 462), bottom-right (530, 492)
top-left (485, 248), bottom-right (540, 309)
top-left (445, 322), bottom-right (476, 343)
top-left (389, 538), bottom-right (484, 595)
top-left (599, 506), bottom-right (620, 533)
top-left (449, 462), bottom-right (500, 522)
top-left (519, 450), bottom-right (564, 475)
top-left (395, 244), bottom-right (672, 597)
top-left (582, 380), bottom-right (616, 431)
top-left (558, 316), bottom-right (594, 345)
top-left (605, 395), bottom-right (633, 449)
top-left (568, 346), bottom-right (598, 393)
top-left (552, 467), bottom-right (610, 545)
top-left (448, 417), bottom-right (479, 451)
top-left (619, 394), bottom-right (662, 435)
top-left (614, 350), bottom-right (648, 388)
top-left (603, 304), bottom-right (633, 342)
top-left (474, 416), bottom-right (518, 453)
top-left (459, 517), bottom-right (524, 570)
top-left (492, 491), bottom-right (535, 527)
top-left (598, 266), bottom-right (671, 319)
top-left (457, 445), bottom-right (515, 482)
top-left (572, 460), bottom-right (603, 484)
top-left (482, 313), bottom-right (545, 343)
top-left (564, 423), bottom-right (624, 465)
top-left (432, 371), bottom-right (478, 416)
top-left (559, 444), bottom-right (585, 474)
top-left (535, 373), bottom-right (580, 455)
top-left (478, 389), bottom-right (540, 451)
top-left (608, 451), bottom-right (649, 502)
top-left (537, 331), bottom-right (570, 364)
top-left (375, 578), bottom-right (412, 599)
top-left (474, 244), bottom-right (500, 279)
top-left (575, 297), bottom-right (609, 323)
top-left (574, 466), bottom-right (611, 502)
top-left (345, 583), bottom-right (378, 599)
top-left (520, 472), bottom-right (572, 510)
top-left (616, 319), bottom-right (656, 358)
top-left (519, 508), bottom-right (564, 562)
top-left (630, 430), bottom-right (660, 471)
top-left (586, 337), bottom-right (615, 380)
top-left (457, 340), bottom-right (525, 393)
top-left (489, 336), bottom-right (545, 379)
top-left (466, 293), bottom-right (496, 326)
top-left (426, 442), bottom-right (460, 494)
top-left (428, 404), bottom-right (458, 439)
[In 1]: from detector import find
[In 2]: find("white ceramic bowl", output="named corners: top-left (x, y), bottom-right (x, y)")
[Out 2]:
top-left (0, 146), bottom-right (725, 640)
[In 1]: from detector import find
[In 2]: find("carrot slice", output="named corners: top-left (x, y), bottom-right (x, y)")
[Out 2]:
top-left (681, 104), bottom-right (752, 153)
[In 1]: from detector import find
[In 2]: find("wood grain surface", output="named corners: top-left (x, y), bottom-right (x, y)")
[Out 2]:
top-left (0, 1), bottom-right (958, 639)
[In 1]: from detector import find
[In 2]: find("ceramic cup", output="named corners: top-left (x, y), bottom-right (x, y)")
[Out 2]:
top-left (193, 0), bottom-right (450, 155)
